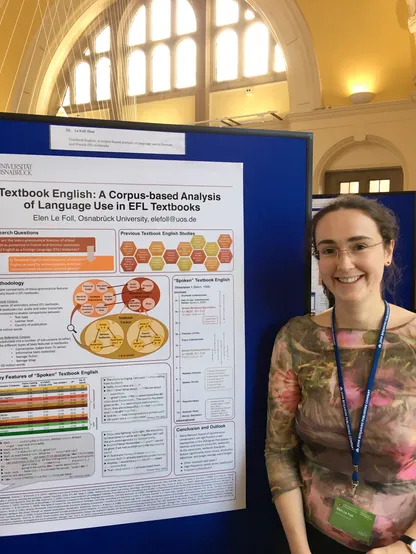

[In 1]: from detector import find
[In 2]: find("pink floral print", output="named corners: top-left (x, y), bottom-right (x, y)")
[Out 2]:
top-left (265, 315), bottom-right (416, 552)
top-left (271, 368), bottom-right (301, 413)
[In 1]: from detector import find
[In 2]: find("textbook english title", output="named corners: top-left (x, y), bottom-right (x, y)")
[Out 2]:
top-left (0, 187), bottom-right (222, 213)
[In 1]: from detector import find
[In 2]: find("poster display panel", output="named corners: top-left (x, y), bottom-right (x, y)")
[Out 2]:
top-left (0, 115), bottom-right (312, 554)
top-left (0, 153), bottom-right (245, 536)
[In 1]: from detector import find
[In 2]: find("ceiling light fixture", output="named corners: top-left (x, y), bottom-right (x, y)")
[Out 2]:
top-left (349, 91), bottom-right (375, 104)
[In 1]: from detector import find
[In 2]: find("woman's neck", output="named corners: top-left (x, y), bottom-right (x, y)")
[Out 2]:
top-left (333, 297), bottom-right (386, 330)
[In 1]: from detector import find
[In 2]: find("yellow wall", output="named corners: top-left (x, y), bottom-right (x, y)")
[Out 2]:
top-left (210, 81), bottom-right (290, 121)
top-left (122, 95), bottom-right (195, 124)
top-left (286, 102), bottom-right (416, 192)
top-left (326, 142), bottom-right (402, 172)
top-left (296, 0), bottom-right (416, 106)
top-left (0, 0), bottom-right (415, 113)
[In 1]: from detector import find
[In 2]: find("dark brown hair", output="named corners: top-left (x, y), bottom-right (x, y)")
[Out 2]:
top-left (310, 195), bottom-right (401, 306)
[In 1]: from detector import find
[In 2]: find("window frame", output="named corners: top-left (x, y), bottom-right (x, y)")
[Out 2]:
top-left (74, 60), bottom-right (92, 105)
top-left (55, 0), bottom-right (287, 120)
top-left (56, 21), bottom-right (114, 114)
top-left (95, 56), bottom-right (112, 101)
top-left (324, 167), bottom-right (404, 195)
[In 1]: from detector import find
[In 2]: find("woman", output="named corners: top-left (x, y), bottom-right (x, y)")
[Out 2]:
top-left (265, 195), bottom-right (416, 554)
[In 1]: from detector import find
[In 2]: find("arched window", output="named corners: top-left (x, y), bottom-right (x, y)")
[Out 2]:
top-left (75, 62), bottom-right (91, 104)
top-left (215, 0), bottom-right (239, 26)
top-left (244, 8), bottom-right (255, 21)
top-left (152, 45), bottom-right (171, 92)
top-left (96, 57), bottom-right (111, 100)
top-left (176, 39), bottom-right (196, 88)
top-left (274, 44), bottom-right (286, 72)
top-left (128, 6), bottom-right (146, 46)
top-left (244, 23), bottom-right (269, 77)
top-left (128, 50), bottom-right (146, 95)
top-left (95, 26), bottom-right (111, 53)
top-left (216, 30), bottom-right (238, 81)
top-left (177, 0), bottom-right (197, 34)
top-left (57, 0), bottom-right (287, 121)
top-left (151, 0), bottom-right (171, 40)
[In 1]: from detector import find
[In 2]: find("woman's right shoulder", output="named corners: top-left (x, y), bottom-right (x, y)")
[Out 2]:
top-left (275, 313), bottom-right (319, 341)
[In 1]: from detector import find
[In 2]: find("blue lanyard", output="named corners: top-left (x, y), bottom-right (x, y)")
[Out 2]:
top-left (331, 301), bottom-right (390, 495)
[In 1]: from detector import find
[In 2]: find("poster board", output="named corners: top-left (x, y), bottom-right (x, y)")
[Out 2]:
top-left (0, 113), bottom-right (312, 553)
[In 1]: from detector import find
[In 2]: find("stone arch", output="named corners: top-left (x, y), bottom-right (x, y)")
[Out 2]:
top-left (12, 0), bottom-right (116, 115)
top-left (248, 0), bottom-right (322, 112)
top-left (12, 0), bottom-right (322, 115)
top-left (314, 135), bottom-right (409, 193)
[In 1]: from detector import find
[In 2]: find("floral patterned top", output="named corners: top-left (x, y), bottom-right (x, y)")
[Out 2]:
top-left (265, 314), bottom-right (416, 551)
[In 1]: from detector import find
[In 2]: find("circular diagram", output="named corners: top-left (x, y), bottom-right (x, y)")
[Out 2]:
top-left (70, 278), bottom-right (168, 360)
top-left (73, 280), bottom-right (116, 318)
top-left (79, 313), bottom-right (168, 359)
top-left (121, 278), bottom-right (160, 313)
top-left (83, 319), bottom-right (124, 355)
top-left (126, 317), bottom-right (167, 355)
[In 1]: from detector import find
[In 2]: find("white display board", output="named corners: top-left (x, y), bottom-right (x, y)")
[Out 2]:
top-left (0, 153), bottom-right (245, 536)
top-left (311, 197), bottom-right (331, 314)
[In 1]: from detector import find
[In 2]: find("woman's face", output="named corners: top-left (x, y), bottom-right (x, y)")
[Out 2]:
top-left (314, 209), bottom-right (394, 305)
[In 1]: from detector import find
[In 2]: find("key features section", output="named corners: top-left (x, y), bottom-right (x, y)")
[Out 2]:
top-left (0, 378), bottom-right (89, 437)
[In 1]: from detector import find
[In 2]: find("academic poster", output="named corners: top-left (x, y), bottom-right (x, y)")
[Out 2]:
top-left (0, 153), bottom-right (245, 536)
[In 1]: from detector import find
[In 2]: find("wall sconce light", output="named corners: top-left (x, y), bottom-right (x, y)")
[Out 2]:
top-left (349, 91), bottom-right (375, 104)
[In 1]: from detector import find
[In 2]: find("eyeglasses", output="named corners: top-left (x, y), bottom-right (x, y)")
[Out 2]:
top-left (314, 241), bottom-right (384, 260)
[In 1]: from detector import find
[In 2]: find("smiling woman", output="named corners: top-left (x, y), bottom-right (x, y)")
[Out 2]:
top-left (265, 195), bottom-right (416, 554)
top-left (311, 195), bottom-right (400, 314)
